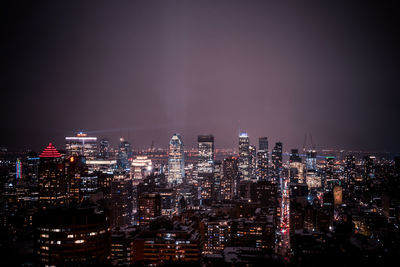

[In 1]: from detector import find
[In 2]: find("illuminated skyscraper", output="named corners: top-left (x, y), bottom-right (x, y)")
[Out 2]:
top-left (38, 143), bottom-right (67, 208)
top-left (289, 149), bottom-right (304, 183)
top-left (306, 150), bottom-right (317, 171)
top-left (213, 160), bottom-right (222, 200)
top-left (111, 173), bottom-right (133, 227)
top-left (65, 155), bottom-right (87, 204)
top-left (197, 135), bottom-right (214, 175)
top-left (238, 132), bottom-right (250, 181)
top-left (117, 138), bottom-right (132, 170)
top-left (304, 148), bottom-right (318, 189)
top-left (65, 132), bottom-right (98, 160)
top-left (221, 157), bottom-right (239, 200)
top-left (16, 159), bottom-right (21, 179)
top-left (249, 145), bottom-right (257, 179)
top-left (131, 156), bottom-right (153, 183)
top-left (257, 137), bottom-right (268, 181)
top-left (363, 155), bottom-right (375, 179)
top-left (271, 142), bottom-right (282, 179)
top-left (168, 134), bottom-right (185, 185)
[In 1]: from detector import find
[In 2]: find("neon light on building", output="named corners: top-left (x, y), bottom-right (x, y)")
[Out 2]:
top-left (16, 159), bottom-right (21, 179)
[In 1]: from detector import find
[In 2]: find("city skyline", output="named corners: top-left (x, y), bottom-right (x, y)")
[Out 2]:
top-left (2, 1), bottom-right (400, 266)
top-left (2, 129), bottom-right (399, 155)
top-left (2, 0), bottom-right (400, 152)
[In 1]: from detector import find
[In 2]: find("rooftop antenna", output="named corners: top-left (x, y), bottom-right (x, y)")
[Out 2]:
top-left (303, 134), bottom-right (307, 153)
top-left (310, 133), bottom-right (315, 150)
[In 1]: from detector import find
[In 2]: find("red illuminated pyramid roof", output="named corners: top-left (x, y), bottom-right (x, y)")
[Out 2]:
top-left (39, 143), bottom-right (62, 158)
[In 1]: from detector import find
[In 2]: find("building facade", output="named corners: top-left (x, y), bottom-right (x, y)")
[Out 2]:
top-left (168, 134), bottom-right (185, 185)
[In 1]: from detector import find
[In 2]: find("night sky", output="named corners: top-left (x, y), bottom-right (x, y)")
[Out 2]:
top-left (1, 0), bottom-right (400, 152)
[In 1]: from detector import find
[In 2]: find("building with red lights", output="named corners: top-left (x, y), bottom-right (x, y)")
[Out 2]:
top-left (38, 143), bottom-right (67, 208)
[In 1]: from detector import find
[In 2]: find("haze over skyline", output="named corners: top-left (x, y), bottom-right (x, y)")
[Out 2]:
top-left (1, 0), bottom-right (400, 152)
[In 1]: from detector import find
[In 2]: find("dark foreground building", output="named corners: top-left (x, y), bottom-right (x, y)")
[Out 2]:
top-left (33, 205), bottom-right (111, 266)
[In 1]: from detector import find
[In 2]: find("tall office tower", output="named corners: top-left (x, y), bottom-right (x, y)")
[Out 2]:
top-left (64, 155), bottom-right (88, 204)
top-left (249, 145), bottom-right (257, 179)
top-left (111, 173), bottom-right (133, 227)
top-left (305, 149), bottom-right (317, 171)
top-left (257, 137), bottom-right (269, 180)
top-left (305, 149), bottom-right (321, 188)
top-left (38, 143), bottom-right (67, 208)
top-left (168, 134), bottom-right (185, 185)
top-left (197, 135), bottom-right (215, 175)
top-left (289, 149), bottom-right (304, 183)
top-left (363, 155), bottom-right (376, 179)
top-left (65, 132), bottom-right (98, 160)
top-left (238, 132), bottom-right (250, 181)
top-left (213, 160), bottom-right (222, 201)
top-left (117, 138), bottom-right (132, 170)
top-left (33, 205), bottom-right (111, 266)
top-left (221, 157), bottom-right (239, 200)
top-left (257, 151), bottom-right (268, 181)
top-left (25, 153), bottom-right (40, 182)
top-left (271, 142), bottom-right (283, 179)
top-left (130, 156), bottom-right (152, 216)
top-left (138, 193), bottom-right (161, 225)
top-left (98, 138), bottom-right (110, 159)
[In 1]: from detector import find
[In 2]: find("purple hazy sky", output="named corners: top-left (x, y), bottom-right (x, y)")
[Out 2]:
top-left (1, 0), bottom-right (400, 152)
